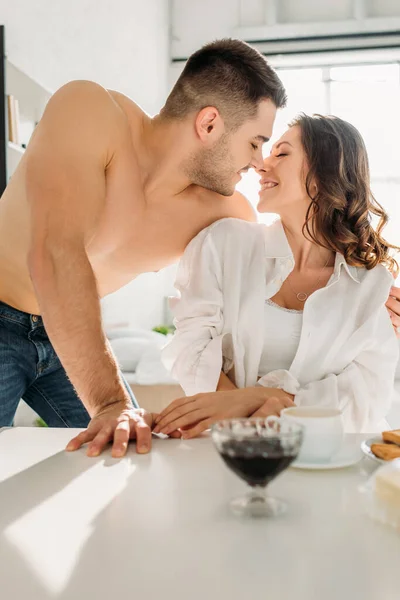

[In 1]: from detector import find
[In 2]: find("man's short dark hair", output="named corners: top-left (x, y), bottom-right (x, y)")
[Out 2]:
top-left (161, 38), bottom-right (287, 129)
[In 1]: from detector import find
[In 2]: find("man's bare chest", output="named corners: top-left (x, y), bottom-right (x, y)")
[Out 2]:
top-left (87, 186), bottom-right (219, 293)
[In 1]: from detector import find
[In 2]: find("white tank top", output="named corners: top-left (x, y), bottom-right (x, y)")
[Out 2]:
top-left (258, 299), bottom-right (303, 378)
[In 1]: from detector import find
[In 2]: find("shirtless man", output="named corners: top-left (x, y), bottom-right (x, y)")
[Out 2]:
top-left (0, 39), bottom-right (286, 456)
top-left (1, 39), bottom-right (399, 458)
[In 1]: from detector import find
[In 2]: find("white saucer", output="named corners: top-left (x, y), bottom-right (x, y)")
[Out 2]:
top-left (291, 444), bottom-right (363, 470)
top-left (360, 436), bottom-right (386, 465)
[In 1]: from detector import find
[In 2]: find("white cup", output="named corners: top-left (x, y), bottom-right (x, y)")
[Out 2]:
top-left (281, 407), bottom-right (344, 464)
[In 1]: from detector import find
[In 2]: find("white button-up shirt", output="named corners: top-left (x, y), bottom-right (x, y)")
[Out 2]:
top-left (162, 218), bottom-right (398, 432)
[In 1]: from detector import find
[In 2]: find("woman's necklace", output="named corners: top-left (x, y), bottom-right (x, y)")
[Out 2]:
top-left (286, 254), bottom-right (332, 302)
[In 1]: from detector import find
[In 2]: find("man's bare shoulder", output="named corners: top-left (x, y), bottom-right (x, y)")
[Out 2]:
top-left (56, 82), bottom-right (147, 133)
top-left (222, 191), bottom-right (257, 222)
top-left (199, 189), bottom-right (257, 224)
top-left (48, 80), bottom-right (124, 119)
top-left (108, 90), bottom-right (149, 135)
top-left (29, 81), bottom-right (130, 159)
top-left (108, 90), bottom-right (146, 115)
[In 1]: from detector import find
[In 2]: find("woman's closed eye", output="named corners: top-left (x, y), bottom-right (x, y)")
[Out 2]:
top-left (276, 153), bottom-right (287, 157)
top-left (251, 143), bottom-right (259, 150)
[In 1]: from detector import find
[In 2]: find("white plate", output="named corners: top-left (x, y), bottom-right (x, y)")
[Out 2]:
top-left (360, 436), bottom-right (386, 464)
top-left (291, 444), bottom-right (363, 470)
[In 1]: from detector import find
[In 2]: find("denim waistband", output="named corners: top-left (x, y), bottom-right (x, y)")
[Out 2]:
top-left (0, 300), bottom-right (42, 328)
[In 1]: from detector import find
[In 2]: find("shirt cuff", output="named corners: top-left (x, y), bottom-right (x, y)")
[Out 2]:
top-left (257, 370), bottom-right (300, 396)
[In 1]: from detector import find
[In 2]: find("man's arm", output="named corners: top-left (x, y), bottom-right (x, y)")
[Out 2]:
top-left (25, 81), bottom-right (151, 457)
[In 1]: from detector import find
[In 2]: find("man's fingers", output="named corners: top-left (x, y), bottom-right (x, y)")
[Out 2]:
top-left (181, 418), bottom-right (213, 439)
top-left (386, 296), bottom-right (400, 315)
top-left (390, 312), bottom-right (400, 328)
top-left (110, 421), bottom-right (131, 458)
top-left (157, 408), bottom-right (209, 436)
top-left (389, 286), bottom-right (400, 301)
top-left (133, 418), bottom-right (152, 454)
top-left (386, 295), bottom-right (400, 336)
top-left (66, 428), bottom-right (98, 452)
top-left (386, 294), bottom-right (400, 336)
top-left (66, 405), bottom-right (157, 459)
top-left (154, 395), bottom-right (197, 425)
top-left (87, 426), bottom-right (114, 457)
top-left (387, 307), bottom-right (400, 334)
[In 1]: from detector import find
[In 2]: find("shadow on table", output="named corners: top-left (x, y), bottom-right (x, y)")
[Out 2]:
top-left (0, 447), bottom-right (138, 599)
top-left (55, 446), bottom-right (229, 600)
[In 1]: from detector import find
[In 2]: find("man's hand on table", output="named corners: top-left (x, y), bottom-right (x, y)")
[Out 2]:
top-left (153, 387), bottom-right (295, 439)
top-left (386, 286), bottom-right (400, 338)
top-left (66, 401), bottom-right (155, 458)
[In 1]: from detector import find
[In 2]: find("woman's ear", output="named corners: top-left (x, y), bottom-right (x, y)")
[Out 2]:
top-left (307, 175), bottom-right (318, 196)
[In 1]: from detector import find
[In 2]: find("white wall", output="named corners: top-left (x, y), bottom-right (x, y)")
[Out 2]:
top-left (171, 0), bottom-right (239, 59)
top-left (1, 0), bottom-right (171, 331)
top-left (1, 0), bottom-right (169, 114)
top-left (101, 267), bottom-right (178, 331)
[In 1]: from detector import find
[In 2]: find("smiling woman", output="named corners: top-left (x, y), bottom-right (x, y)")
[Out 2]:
top-left (159, 114), bottom-right (400, 438)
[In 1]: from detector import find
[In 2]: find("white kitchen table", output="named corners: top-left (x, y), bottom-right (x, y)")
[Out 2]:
top-left (0, 427), bottom-right (399, 600)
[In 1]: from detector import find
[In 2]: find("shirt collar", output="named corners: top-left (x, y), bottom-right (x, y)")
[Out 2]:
top-left (262, 218), bottom-right (360, 284)
top-left (333, 253), bottom-right (360, 283)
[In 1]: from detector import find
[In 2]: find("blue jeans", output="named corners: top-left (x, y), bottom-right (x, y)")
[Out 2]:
top-left (0, 300), bottom-right (138, 427)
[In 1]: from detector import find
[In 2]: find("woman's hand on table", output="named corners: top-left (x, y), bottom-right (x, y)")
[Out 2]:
top-left (250, 393), bottom-right (295, 418)
top-left (153, 387), bottom-right (295, 439)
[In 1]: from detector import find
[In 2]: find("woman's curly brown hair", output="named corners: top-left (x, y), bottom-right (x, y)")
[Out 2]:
top-left (291, 113), bottom-right (399, 275)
